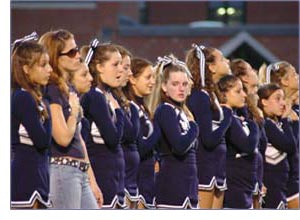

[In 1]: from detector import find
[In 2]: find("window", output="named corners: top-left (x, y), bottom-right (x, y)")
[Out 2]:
top-left (228, 43), bottom-right (267, 70)
top-left (139, 2), bottom-right (148, 24)
top-left (208, 1), bottom-right (245, 25)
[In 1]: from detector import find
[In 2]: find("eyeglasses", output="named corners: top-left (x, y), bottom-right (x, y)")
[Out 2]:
top-left (59, 47), bottom-right (79, 58)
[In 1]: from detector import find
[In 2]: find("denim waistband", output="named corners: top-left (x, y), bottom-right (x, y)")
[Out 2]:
top-left (50, 157), bottom-right (90, 172)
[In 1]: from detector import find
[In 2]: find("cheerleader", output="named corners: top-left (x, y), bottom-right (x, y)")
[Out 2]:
top-left (11, 34), bottom-right (52, 209)
top-left (69, 62), bottom-right (93, 96)
top-left (258, 83), bottom-right (296, 209)
top-left (216, 75), bottom-right (260, 209)
top-left (112, 44), bottom-right (141, 208)
top-left (230, 59), bottom-right (267, 209)
top-left (153, 55), bottom-right (199, 209)
top-left (185, 44), bottom-right (232, 209)
top-left (123, 57), bottom-right (160, 209)
top-left (264, 61), bottom-right (299, 208)
top-left (40, 30), bottom-right (102, 209)
top-left (80, 40), bottom-right (125, 209)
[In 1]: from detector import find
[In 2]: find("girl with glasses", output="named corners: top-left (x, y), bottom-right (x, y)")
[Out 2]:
top-left (39, 29), bottom-right (102, 209)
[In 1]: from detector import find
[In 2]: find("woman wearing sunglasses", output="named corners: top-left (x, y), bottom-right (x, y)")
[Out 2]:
top-left (39, 29), bottom-right (103, 209)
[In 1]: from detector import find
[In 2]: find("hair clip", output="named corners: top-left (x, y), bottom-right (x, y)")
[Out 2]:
top-left (156, 56), bottom-right (172, 77)
top-left (192, 43), bottom-right (206, 87)
top-left (84, 38), bottom-right (99, 65)
top-left (11, 31), bottom-right (39, 51)
top-left (99, 41), bottom-right (112, 46)
top-left (265, 62), bottom-right (280, 84)
top-left (156, 55), bottom-right (192, 79)
top-left (272, 63), bottom-right (280, 71)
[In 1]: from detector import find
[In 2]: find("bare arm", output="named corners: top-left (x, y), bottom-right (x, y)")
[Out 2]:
top-left (50, 93), bottom-right (80, 147)
top-left (80, 135), bottom-right (103, 208)
top-left (50, 104), bottom-right (77, 147)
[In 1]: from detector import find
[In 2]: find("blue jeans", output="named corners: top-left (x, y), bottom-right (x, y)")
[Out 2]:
top-left (49, 164), bottom-right (98, 209)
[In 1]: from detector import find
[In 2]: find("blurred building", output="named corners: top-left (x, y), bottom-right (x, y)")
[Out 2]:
top-left (11, 1), bottom-right (299, 69)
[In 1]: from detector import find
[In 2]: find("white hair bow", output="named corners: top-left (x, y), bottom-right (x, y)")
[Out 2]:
top-left (265, 62), bottom-right (280, 84)
top-left (11, 31), bottom-right (39, 51)
top-left (156, 55), bottom-right (192, 79)
top-left (85, 38), bottom-right (100, 65)
top-left (192, 43), bottom-right (206, 87)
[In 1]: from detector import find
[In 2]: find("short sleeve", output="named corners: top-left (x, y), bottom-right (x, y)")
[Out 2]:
top-left (45, 84), bottom-right (63, 106)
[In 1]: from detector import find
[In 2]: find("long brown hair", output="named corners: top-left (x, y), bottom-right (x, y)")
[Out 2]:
top-left (12, 41), bottom-right (49, 119)
top-left (39, 29), bottom-right (74, 96)
top-left (257, 83), bottom-right (282, 120)
top-left (80, 43), bottom-right (119, 87)
top-left (111, 44), bottom-right (133, 110)
top-left (124, 57), bottom-right (153, 115)
top-left (185, 46), bottom-right (218, 110)
top-left (230, 58), bottom-right (248, 78)
top-left (215, 75), bottom-right (240, 104)
top-left (231, 59), bottom-right (263, 125)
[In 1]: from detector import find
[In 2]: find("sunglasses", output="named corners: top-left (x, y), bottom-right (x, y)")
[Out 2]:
top-left (59, 47), bottom-right (79, 58)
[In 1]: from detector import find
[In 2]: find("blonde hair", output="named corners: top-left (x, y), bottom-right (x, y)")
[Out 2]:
top-left (124, 57), bottom-right (153, 116)
top-left (146, 54), bottom-right (194, 119)
top-left (258, 61), bottom-right (292, 86)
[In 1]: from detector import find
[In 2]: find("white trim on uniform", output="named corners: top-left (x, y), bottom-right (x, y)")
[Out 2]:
top-left (276, 200), bottom-right (287, 209)
top-left (138, 195), bottom-right (155, 209)
top-left (198, 176), bottom-right (227, 191)
top-left (124, 188), bottom-right (139, 202)
top-left (101, 195), bottom-right (118, 209)
top-left (156, 197), bottom-right (199, 209)
top-left (11, 190), bottom-right (52, 208)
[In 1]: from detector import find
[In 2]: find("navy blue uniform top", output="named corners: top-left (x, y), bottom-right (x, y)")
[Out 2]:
top-left (45, 83), bottom-right (84, 159)
top-left (80, 86), bottom-right (124, 149)
top-left (287, 105), bottom-right (299, 189)
top-left (291, 104), bottom-right (299, 143)
top-left (264, 118), bottom-right (296, 154)
top-left (121, 103), bottom-right (140, 148)
top-left (154, 102), bottom-right (199, 156)
top-left (11, 88), bottom-right (52, 150)
top-left (187, 89), bottom-right (232, 151)
top-left (287, 105), bottom-right (299, 193)
top-left (264, 117), bottom-right (296, 168)
top-left (236, 106), bottom-right (268, 158)
top-left (258, 123), bottom-right (268, 159)
top-left (130, 96), bottom-right (160, 160)
top-left (225, 108), bottom-right (260, 158)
